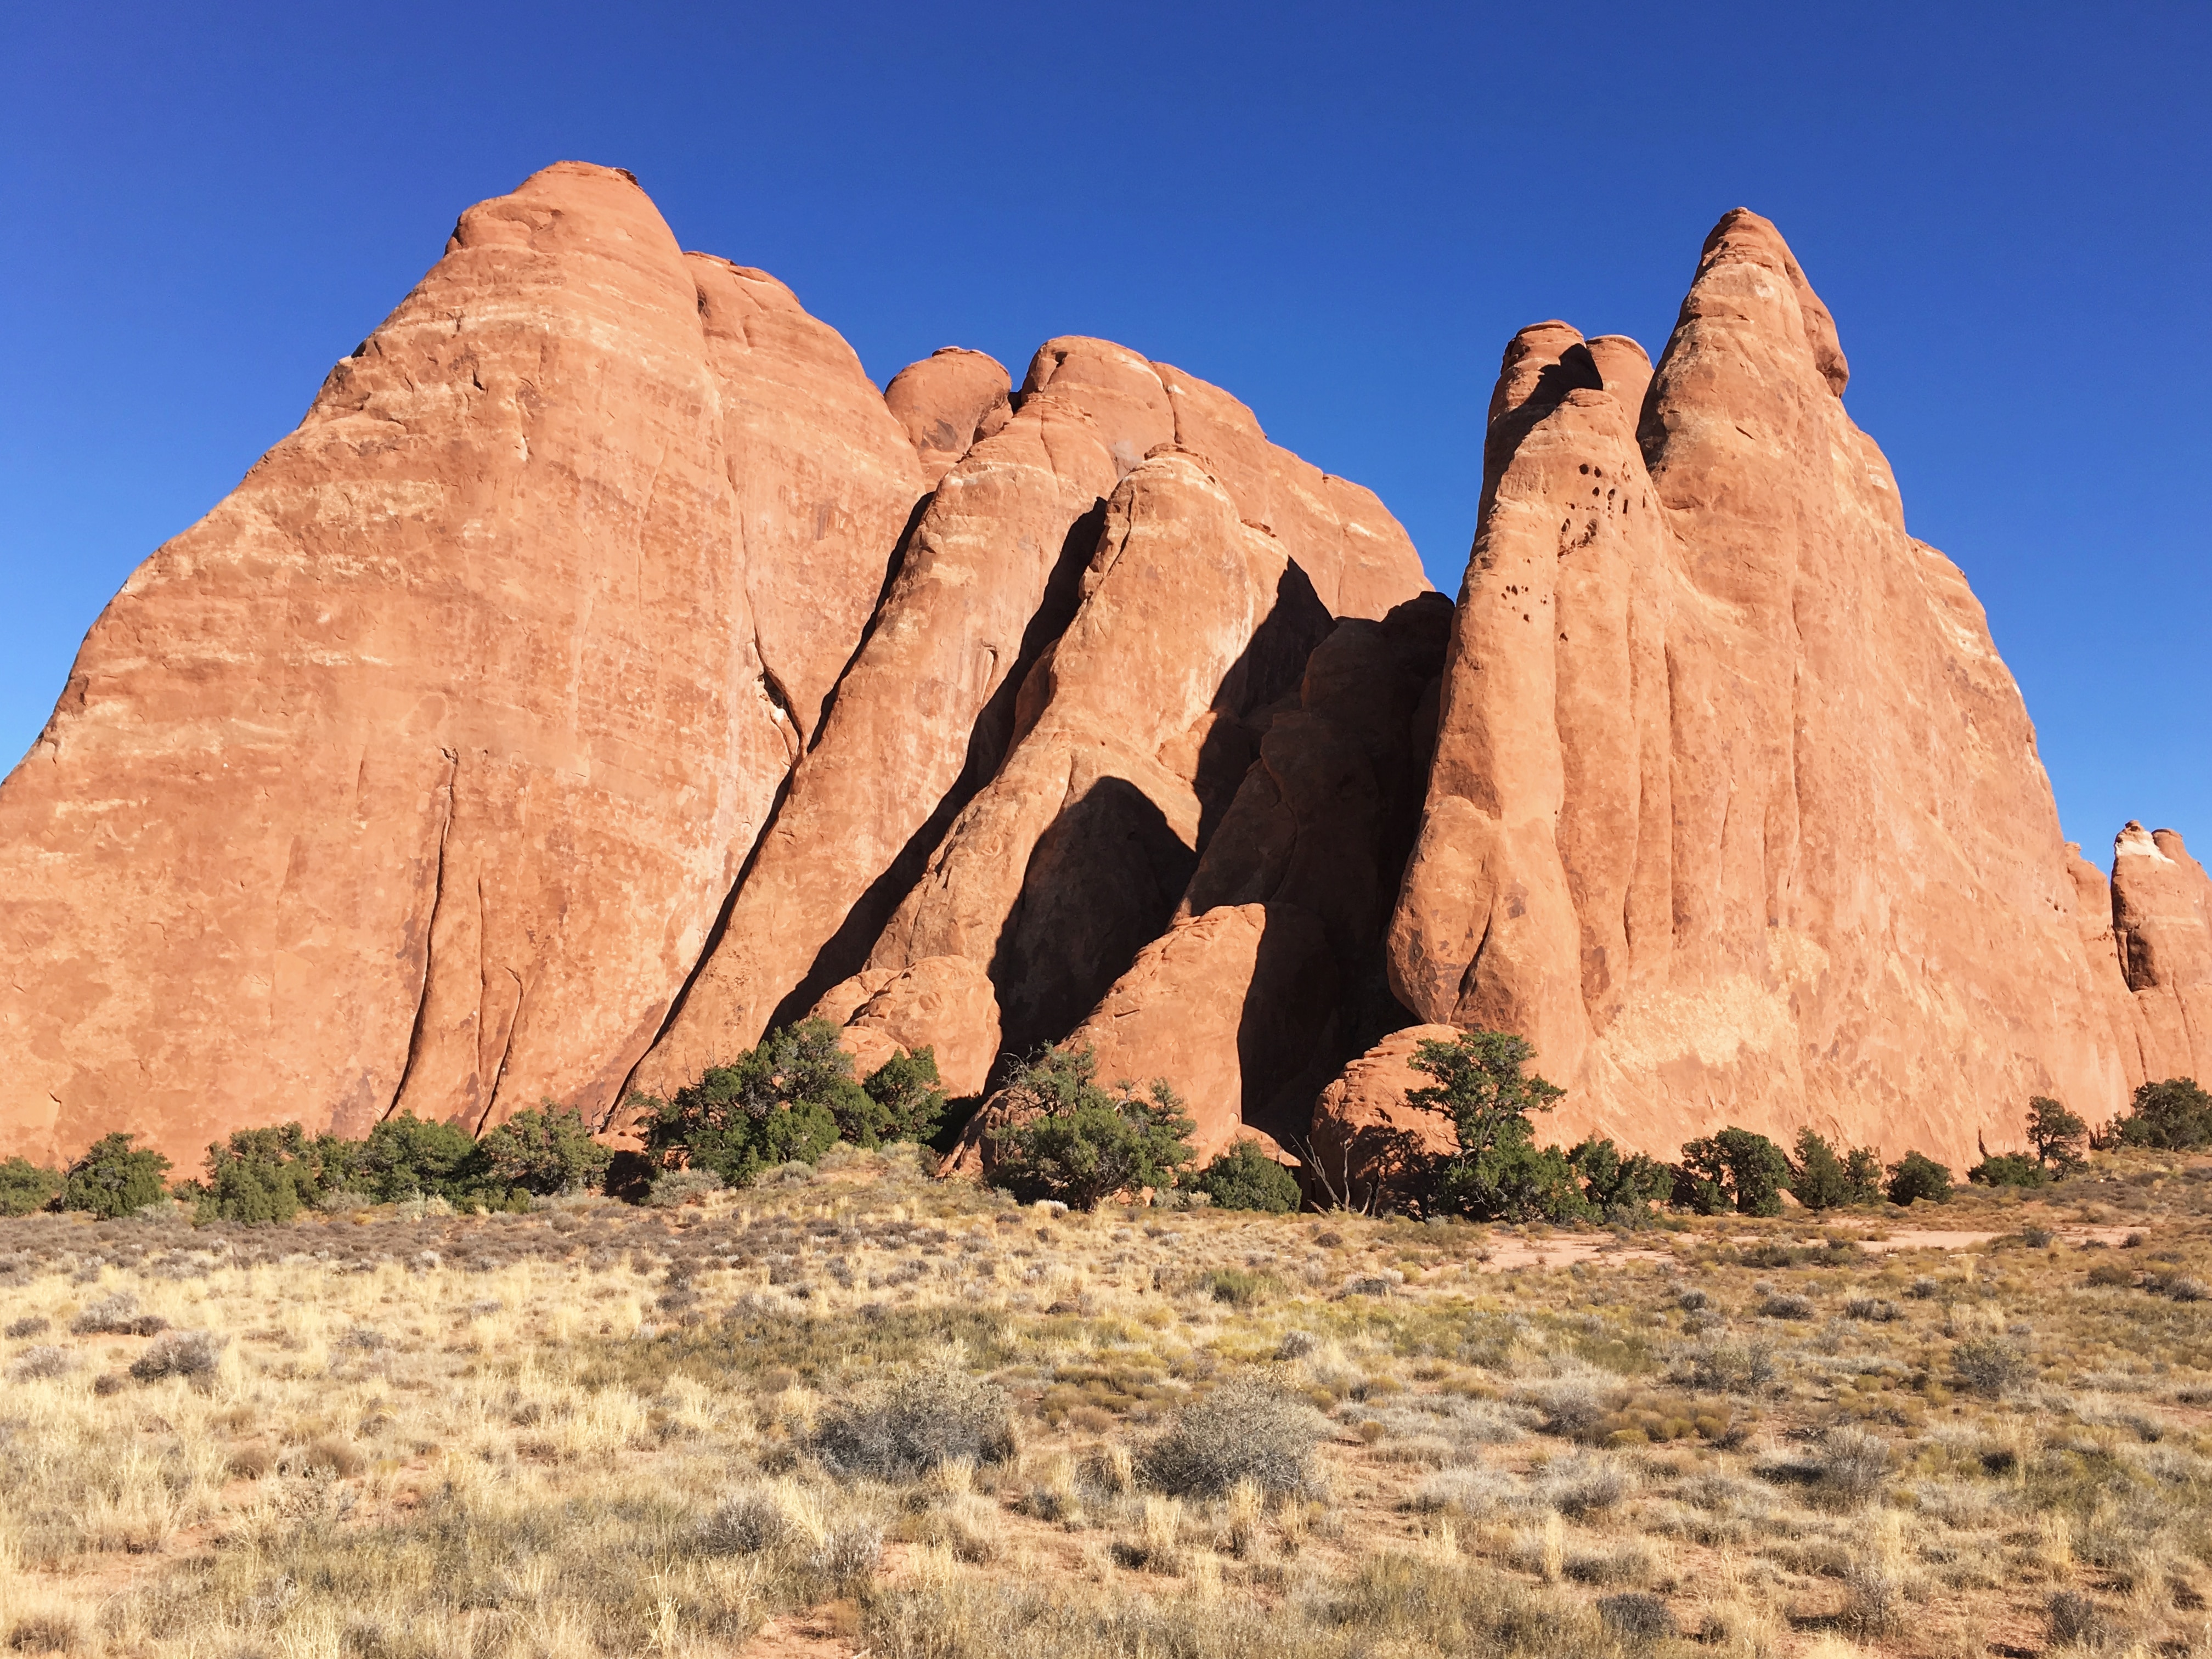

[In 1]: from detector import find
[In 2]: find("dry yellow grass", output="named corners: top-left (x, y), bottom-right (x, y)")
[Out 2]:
top-left (4, 1142), bottom-right (2212, 1655)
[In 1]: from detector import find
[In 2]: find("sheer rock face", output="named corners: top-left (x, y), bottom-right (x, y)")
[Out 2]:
top-left (691, 257), bottom-right (929, 743)
top-left (0, 163), bottom-right (925, 1168)
top-left (1389, 208), bottom-right (2129, 1171)
top-left (2111, 823), bottom-right (2212, 1085)
top-left (884, 347), bottom-right (1013, 486)
top-left (631, 393), bottom-right (1116, 1093)
top-left (635, 341), bottom-right (1427, 1109)
top-left (1171, 591), bottom-right (1453, 1125)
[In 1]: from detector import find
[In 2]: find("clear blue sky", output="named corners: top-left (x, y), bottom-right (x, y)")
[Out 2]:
top-left (3, 2), bottom-right (2205, 859)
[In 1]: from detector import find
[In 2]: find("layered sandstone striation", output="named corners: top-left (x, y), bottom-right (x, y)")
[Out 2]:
top-left (1387, 210), bottom-right (2132, 1173)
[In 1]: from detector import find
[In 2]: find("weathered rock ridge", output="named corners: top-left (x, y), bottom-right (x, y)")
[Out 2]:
top-left (0, 168), bottom-right (2183, 1184)
top-left (0, 163), bottom-right (1431, 1169)
top-left (1, 162), bottom-right (920, 1166)
top-left (1386, 209), bottom-right (2134, 1173)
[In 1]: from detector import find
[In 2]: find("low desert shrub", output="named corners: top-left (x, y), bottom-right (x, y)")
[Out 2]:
top-left (810, 1521), bottom-right (884, 1587)
top-left (1140, 1374), bottom-right (1324, 1497)
top-left (1535, 1378), bottom-right (1610, 1442)
top-left (1786, 1128), bottom-right (1883, 1210)
top-left (646, 1167), bottom-right (726, 1208)
top-left (9, 1345), bottom-right (73, 1381)
top-left (70, 1293), bottom-right (166, 1336)
top-left (1673, 1127), bottom-right (1790, 1217)
top-left (60, 1133), bottom-right (172, 1219)
top-left (1969, 1151), bottom-right (2049, 1188)
top-left (1595, 1590), bottom-right (1677, 1640)
top-left (1815, 1426), bottom-right (1891, 1506)
top-left (0, 1154), bottom-right (63, 1216)
top-left (1679, 1339), bottom-right (1776, 1393)
top-left (810, 1364), bottom-right (1015, 1480)
top-left (2102, 1076), bottom-right (2212, 1150)
top-left (2048, 1588), bottom-right (2108, 1647)
top-left (2, 1612), bottom-right (81, 1655)
top-left (180, 1121), bottom-right (352, 1222)
top-left (1204, 1267), bottom-right (1276, 1305)
top-left (989, 1047), bottom-right (1196, 1211)
top-left (477, 1105), bottom-right (612, 1197)
top-left (1536, 1452), bottom-right (1632, 1517)
top-left (694, 1485), bottom-right (797, 1555)
top-left (1953, 1337), bottom-right (2032, 1396)
top-left (635, 1020), bottom-right (867, 1189)
top-left (1407, 1029), bottom-right (1589, 1223)
top-left (127, 1329), bottom-right (224, 1383)
top-left (1843, 1554), bottom-right (1906, 1635)
top-left (1412, 1465), bottom-right (1517, 1517)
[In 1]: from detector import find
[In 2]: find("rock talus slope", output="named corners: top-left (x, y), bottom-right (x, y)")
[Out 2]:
top-left (0, 162), bottom-right (922, 1167)
top-left (1387, 210), bottom-right (2129, 1171)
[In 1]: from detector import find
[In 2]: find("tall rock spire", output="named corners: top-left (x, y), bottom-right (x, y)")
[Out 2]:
top-left (1389, 208), bottom-right (2129, 1169)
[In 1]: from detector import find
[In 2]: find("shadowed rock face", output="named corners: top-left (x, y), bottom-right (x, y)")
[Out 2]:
top-left (0, 162), bottom-right (920, 1166)
top-left (1305, 1024), bottom-right (1462, 1208)
top-left (862, 450), bottom-right (1348, 1067)
top-left (1387, 209), bottom-right (2131, 1172)
top-left (630, 391), bottom-right (1118, 1096)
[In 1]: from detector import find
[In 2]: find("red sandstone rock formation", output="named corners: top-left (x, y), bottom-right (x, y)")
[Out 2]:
top-left (2111, 822), bottom-right (2212, 1086)
top-left (2, 165), bottom-right (2165, 1190)
top-left (1388, 210), bottom-right (2131, 1172)
top-left (631, 392), bottom-right (1116, 1093)
top-left (1021, 338), bottom-right (1426, 622)
top-left (1059, 902), bottom-right (1339, 1160)
top-left (0, 162), bottom-right (921, 1168)
top-left (2068, 843), bottom-right (2152, 1092)
top-left (1305, 1024), bottom-right (1462, 1206)
top-left (862, 450), bottom-right (1342, 1066)
top-left (805, 955), bottom-right (1001, 1100)
top-left (885, 348), bottom-right (1013, 486)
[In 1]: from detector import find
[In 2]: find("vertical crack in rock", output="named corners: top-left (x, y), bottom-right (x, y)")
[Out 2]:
top-left (477, 966), bottom-right (529, 1134)
top-left (382, 749), bottom-right (458, 1124)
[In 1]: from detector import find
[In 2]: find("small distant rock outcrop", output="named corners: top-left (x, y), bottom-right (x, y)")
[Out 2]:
top-left (2108, 823), bottom-right (2212, 1086)
top-left (0, 165), bottom-right (2183, 1182)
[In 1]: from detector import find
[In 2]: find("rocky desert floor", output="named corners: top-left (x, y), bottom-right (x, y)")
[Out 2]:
top-left (5, 1146), bottom-right (2212, 1658)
